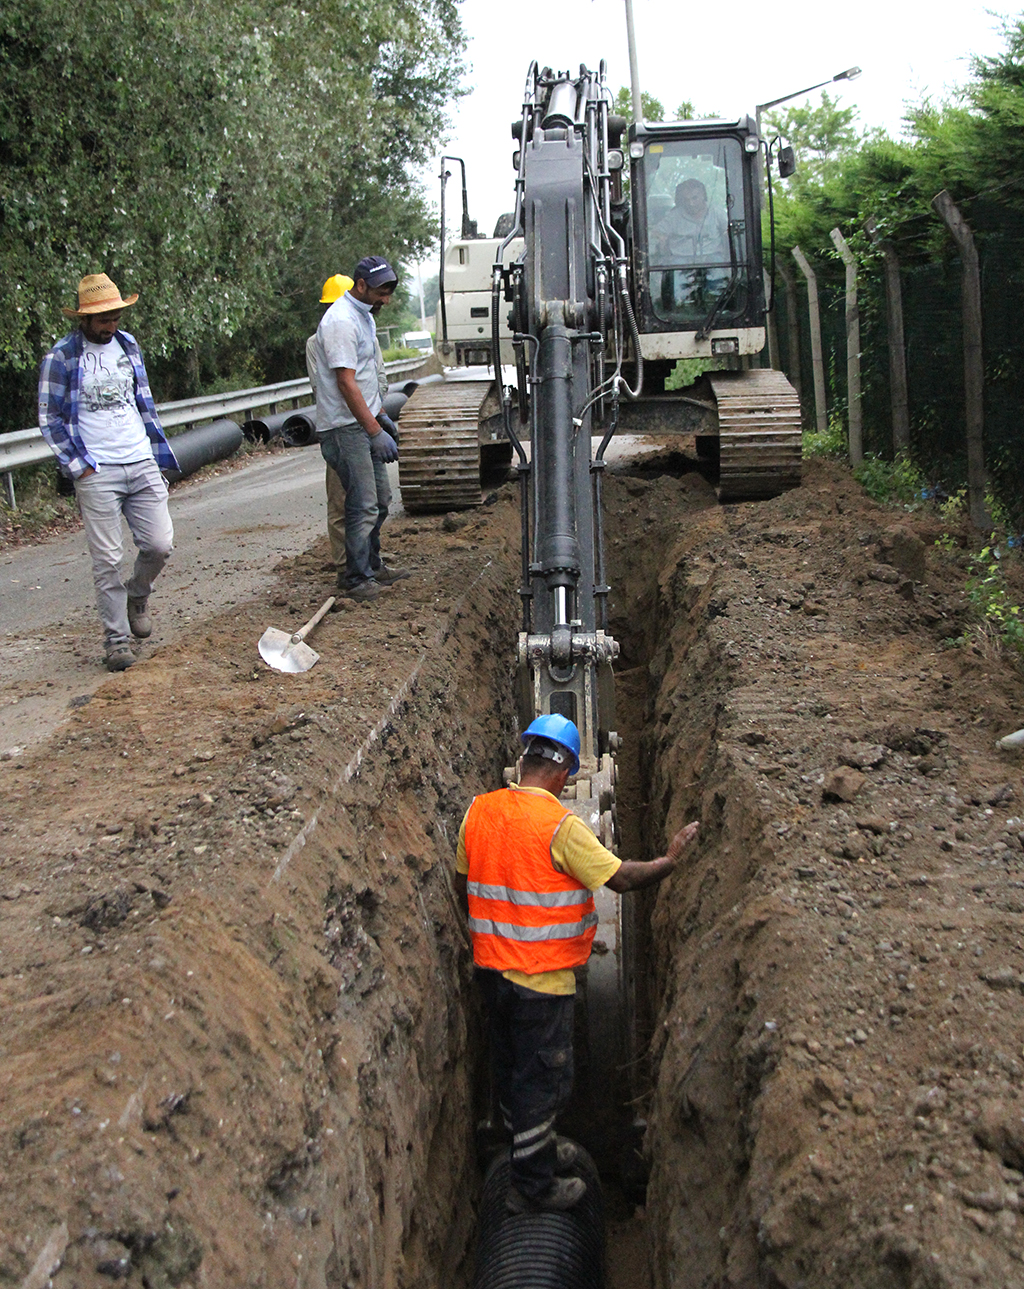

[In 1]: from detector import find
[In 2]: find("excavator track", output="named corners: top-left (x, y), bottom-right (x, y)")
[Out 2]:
top-left (397, 381), bottom-right (491, 512)
top-left (709, 369), bottom-right (803, 502)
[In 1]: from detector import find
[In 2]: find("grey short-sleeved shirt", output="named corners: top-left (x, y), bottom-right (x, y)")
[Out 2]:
top-left (313, 293), bottom-right (383, 433)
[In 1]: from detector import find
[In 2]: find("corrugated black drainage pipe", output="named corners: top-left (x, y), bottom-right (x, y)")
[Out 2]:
top-left (164, 419), bottom-right (243, 484)
top-left (280, 411), bottom-right (317, 447)
top-left (242, 407), bottom-right (305, 444)
top-left (473, 1145), bottom-right (604, 1289)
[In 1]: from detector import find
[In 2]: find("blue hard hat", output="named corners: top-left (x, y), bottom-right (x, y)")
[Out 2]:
top-left (521, 714), bottom-right (581, 776)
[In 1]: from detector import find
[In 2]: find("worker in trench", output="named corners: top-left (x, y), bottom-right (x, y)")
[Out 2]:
top-left (454, 714), bottom-right (699, 1213)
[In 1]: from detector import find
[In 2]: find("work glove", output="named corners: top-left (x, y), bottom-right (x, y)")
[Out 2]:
top-left (376, 410), bottom-right (400, 444)
top-left (369, 427), bottom-right (398, 463)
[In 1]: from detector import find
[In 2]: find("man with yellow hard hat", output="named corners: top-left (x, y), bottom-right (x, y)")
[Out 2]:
top-left (305, 275), bottom-right (359, 573)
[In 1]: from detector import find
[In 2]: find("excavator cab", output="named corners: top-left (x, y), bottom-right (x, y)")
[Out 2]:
top-left (628, 118), bottom-right (766, 363)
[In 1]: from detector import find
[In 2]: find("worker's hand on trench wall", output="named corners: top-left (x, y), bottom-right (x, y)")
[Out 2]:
top-left (664, 820), bottom-right (700, 868)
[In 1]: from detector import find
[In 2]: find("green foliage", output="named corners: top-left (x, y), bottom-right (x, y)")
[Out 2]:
top-left (802, 419), bottom-right (847, 460)
top-left (614, 87), bottom-right (664, 122)
top-left (665, 357), bottom-right (719, 389)
top-left (420, 273), bottom-right (440, 319)
top-left (961, 541), bottom-right (1024, 657)
top-left (0, 0), bottom-right (466, 422)
top-left (763, 92), bottom-right (861, 188)
top-left (381, 346), bottom-right (420, 362)
top-left (853, 452), bottom-right (928, 506)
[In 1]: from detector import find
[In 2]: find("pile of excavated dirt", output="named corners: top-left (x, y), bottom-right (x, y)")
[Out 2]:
top-left (4, 450), bottom-right (1024, 1289)
top-left (607, 457), bottom-right (1024, 1288)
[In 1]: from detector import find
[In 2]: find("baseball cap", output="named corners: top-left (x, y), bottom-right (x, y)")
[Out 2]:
top-left (353, 256), bottom-right (398, 289)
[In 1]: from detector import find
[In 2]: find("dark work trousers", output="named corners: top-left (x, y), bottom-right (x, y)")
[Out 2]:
top-left (475, 967), bottom-right (575, 1199)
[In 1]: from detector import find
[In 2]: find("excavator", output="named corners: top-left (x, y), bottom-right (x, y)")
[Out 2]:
top-left (403, 56), bottom-right (801, 807)
top-left (413, 59), bottom-right (803, 1283)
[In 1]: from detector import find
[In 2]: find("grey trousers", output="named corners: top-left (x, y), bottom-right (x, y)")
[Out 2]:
top-left (74, 458), bottom-right (174, 646)
top-left (319, 426), bottom-right (391, 587)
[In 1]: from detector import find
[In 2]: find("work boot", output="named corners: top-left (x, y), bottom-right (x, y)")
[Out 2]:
top-left (344, 579), bottom-right (382, 603)
top-left (373, 563), bottom-right (410, 585)
top-left (127, 597), bottom-right (152, 638)
top-left (555, 1137), bottom-right (582, 1172)
top-left (506, 1176), bottom-right (587, 1214)
top-left (104, 642), bottom-right (135, 672)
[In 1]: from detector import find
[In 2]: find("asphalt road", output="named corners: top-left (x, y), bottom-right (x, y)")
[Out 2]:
top-left (0, 424), bottom-right (662, 757)
top-left (0, 446), bottom-right (361, 754)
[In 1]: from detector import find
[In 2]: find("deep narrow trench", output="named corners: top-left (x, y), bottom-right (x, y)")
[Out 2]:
top-left (433, 459), bottom-right (712, 1288)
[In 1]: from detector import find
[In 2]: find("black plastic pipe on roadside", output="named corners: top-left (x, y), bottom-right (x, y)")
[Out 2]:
top-left (163, 419), bottom-right (243, 484)
top-left (242, 408), bottom-right (303, 444)
top-left (280, 411), bottom-right (317, 447)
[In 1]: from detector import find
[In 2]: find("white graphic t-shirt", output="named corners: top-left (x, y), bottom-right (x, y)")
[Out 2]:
top-left (77, 337), bottom-right (151, 464)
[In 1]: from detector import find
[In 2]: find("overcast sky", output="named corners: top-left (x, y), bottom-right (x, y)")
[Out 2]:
top-left (409, 0), bottom-right (1013, 283)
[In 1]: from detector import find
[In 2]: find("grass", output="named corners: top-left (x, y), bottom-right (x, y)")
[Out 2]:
top-left (955, 540), bottom-right (1024, 661)
top-left (853, 453), bottom-right (929, 508)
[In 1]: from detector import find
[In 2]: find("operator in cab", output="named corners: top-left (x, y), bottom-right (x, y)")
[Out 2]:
top-left (454, 715), bottom-right (699, 1213)
top-left (653, 178), bottom-right (729, 264)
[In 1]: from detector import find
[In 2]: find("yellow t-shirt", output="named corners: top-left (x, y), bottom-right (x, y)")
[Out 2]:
top-left (456, 784), bottom-right (621, 996)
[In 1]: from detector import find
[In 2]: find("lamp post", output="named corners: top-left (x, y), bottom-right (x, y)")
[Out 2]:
top-left (756, 66), bottom-right (862, 146)
top-left (756, 67), bottom-right (860, 370)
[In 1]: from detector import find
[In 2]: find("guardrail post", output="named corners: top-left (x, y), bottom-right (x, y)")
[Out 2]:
top-left (4, 471), bottom-right (14, 509)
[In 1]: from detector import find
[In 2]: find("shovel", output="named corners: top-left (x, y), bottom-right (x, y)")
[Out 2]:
top-left (258, 596), bottom-right (335, 673)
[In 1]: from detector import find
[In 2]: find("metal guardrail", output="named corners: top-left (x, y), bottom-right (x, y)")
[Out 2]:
top-left (0, 356), bottom-right (427, 506)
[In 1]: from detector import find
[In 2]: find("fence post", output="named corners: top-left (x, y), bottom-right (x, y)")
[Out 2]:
top-left (864, 217), bottom-right (910, 457)
top-left (932, 190), bottom-right (988, 531)
top-left (830, 227), bottom-right (862, 466)
top-left (776, 261), bottom-right (802, 404)
top-left (791, 245), bottom-right (827, 435)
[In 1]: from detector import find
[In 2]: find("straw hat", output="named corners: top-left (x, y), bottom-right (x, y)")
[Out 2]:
top-left (62, 273), bottom-right (139, 318)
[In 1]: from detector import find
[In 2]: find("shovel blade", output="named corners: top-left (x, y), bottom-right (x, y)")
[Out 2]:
top-left (259, 628), bottom-right (321, 674)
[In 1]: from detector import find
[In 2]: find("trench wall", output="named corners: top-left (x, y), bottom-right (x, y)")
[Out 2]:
top-left (608, 462), bottom-right (1024, 1289)
top-left (0, 501), bottom-right (523, 1289)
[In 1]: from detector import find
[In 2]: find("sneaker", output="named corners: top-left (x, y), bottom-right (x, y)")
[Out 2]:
top-left (344, 579), bottom-right (382, 602)
top-left (105, 643), bottom-right (135, 672)
top-left (506, 1176), bottom-right (587, 1214)
top-left (373, 563), bottom-right (410, 585)
top-left (127, 597), bottom-right (152, 638)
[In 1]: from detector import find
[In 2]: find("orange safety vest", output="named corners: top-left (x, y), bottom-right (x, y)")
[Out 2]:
top-left (464, 787), bottom-right (598, 974)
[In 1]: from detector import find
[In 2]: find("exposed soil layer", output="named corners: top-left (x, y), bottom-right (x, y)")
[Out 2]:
top-left (611, 459), bottom-right (1024, 1289)
top-left (0, 496), bottom-right (522, 1289)
top-left (3, 453), bottom-right (1024, 1289)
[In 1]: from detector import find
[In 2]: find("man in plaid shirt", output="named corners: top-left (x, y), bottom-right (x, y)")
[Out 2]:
top-left (38, 273), bottom-right (179, 672)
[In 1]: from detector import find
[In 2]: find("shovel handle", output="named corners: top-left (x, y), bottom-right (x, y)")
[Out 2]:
top-left (290, 596), bottom-right (336, 643)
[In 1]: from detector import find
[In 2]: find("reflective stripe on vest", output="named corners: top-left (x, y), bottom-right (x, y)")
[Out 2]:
top-left (468, 912), bottom-right (600, 941)
top-left (464, 786), bottom-right (598, 974)
top-left (467, 881), bottom-right (593, 908)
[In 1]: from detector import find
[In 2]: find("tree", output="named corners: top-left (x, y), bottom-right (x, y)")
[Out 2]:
top-left (0, 0), bottom-right (466, 424)
top-left (421, 273), bottom-right (440, 321)
top-left (762, 91), bottom-right (861, 188)
top-left (613, 86), bottom-right (664, 122)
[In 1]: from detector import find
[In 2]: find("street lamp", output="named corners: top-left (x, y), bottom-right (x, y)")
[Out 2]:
top-left (756, 66), bottom-right (862, 139)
